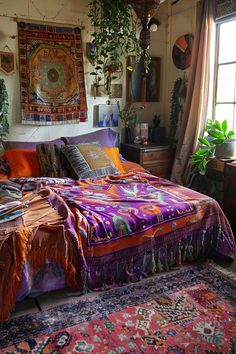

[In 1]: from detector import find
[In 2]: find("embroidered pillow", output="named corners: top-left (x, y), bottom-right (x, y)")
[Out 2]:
top-left (61, 143), bottom-right (118, 179)
top-left (36, 144), bottom-right (68, 178)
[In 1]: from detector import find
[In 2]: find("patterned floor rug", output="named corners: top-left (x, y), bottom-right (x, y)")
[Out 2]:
top-left (0, 262), bottom-right (235, 353)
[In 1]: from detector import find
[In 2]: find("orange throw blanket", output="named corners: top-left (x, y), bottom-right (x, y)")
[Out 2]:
top-left (0, 189), bottom-right (81, 322)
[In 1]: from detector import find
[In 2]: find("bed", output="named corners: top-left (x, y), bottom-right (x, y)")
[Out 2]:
top-left (0, 129), bottom-right (235, 322)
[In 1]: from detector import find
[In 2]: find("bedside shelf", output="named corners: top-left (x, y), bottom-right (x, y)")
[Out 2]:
top-left (120, 143), bottom-right (174, 178)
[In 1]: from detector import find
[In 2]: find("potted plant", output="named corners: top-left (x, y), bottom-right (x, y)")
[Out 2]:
top-left (215, 136), bottom-right (236, 160)
top-left (0, 78), bottom-right (9, 155)
top-left (116, 101), bottom-right (144, 143)
top-left (190, 119), bottom-right (235, 176)
top-left (88, 0), bottom-right (142, 95)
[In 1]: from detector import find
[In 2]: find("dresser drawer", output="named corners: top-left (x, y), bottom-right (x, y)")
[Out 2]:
top-left (208, 158), bottom-right (225, 172)
top-left (142, 149), bottom-right (171, 163)
top-left (146, 163), bottom-right (171, 178)
top-left (120, 143), bottom-right (173, 179)
top-left (223, 162), bottom-right (236, 221)
top-left (223, 198), bottom-right (236, 215)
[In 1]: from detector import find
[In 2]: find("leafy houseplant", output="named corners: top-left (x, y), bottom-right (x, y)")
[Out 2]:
top-left (88, 0), bottom-right (142, 95)
top-left (117, 101), bottom-right (144, 127)
top-left (190, 119), bottom-right (235, 175)
top-left (0, 78), bottom-right (9, 144)
top-left (116, 101), bottom-right (145, 143)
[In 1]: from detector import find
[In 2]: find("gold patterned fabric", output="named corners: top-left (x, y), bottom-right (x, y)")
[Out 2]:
top-left (77, 144), bottom-right (115, 170)
top-left (61, 143), bottom-right (118, 179)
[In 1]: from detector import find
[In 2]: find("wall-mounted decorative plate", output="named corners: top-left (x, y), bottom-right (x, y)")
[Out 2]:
top-left (172, 34), bottom-right (194, 70)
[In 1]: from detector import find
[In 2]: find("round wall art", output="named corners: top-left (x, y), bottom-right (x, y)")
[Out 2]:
top-left (172, 34), bottom-right (194, 70)
top-left (29, 44), bottom-right (78, 104)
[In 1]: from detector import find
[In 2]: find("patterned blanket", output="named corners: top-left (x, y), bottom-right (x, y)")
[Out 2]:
top-left (0, 172), bottom-right (235, 321)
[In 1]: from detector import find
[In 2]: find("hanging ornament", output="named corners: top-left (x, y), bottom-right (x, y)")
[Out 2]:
top-left (0, 45), bottom-right (15, 75)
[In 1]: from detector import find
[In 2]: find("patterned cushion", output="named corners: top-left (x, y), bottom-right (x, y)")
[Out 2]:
top-left (36, 144), bottom-right (67, 178)
top-left (61, 143), bottom-right (118, 179)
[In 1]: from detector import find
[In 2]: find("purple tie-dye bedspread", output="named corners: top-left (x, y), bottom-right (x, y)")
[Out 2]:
top-left (1, 172), bottom-right (235, 320)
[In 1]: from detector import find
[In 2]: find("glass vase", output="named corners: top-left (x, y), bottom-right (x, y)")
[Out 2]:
top-left (125, 126), bottom-right (132, 143)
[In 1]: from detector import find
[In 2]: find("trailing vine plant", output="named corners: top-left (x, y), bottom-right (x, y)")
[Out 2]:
top-left (169, 76), bottom-right (187, 146)
top-left (88, 0), bottom-right (142, 95)
top-left (0, 78), bottom-right (9, 141)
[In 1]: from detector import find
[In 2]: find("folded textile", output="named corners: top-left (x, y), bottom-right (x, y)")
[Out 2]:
top-left (0, 201), bottom-right (22, 214)
top-left (0, 183), bottom-right (22, 199)
top-left (0, 209), bottom-right (24, 223)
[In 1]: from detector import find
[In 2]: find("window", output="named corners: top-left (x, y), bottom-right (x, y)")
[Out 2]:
top-left (214, 17), bottom-right (236, 131)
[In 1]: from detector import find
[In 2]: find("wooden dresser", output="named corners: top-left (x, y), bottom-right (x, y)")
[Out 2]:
top-left (223, 161), bottom-right (236, 224)
top-left (120, 143), bottom-right (173, 178)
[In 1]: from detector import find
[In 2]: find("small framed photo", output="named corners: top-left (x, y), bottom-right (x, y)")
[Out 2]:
top-left (86, 42), bottom-right (96, 64)
top-left (98, 104), bottom-right (119, 127)
top-left (0, 52), bottom-right (15, 74)
top-left (109, 84), bottom-right (122, 98)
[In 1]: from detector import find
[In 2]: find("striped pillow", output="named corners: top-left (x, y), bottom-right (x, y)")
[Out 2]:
top-left (61, 143), bottom-right (118, 179)
top-left (36, 144), bottom-right (68, 178)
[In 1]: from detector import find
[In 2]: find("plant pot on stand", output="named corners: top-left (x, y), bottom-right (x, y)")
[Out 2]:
top-left (215, 138), bottom-right (236, 159)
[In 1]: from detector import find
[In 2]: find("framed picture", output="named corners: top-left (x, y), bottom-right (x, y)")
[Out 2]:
top-left (126, 56), bottom-right (161, 102)
top-left (109, 84), bottom-right (123, 98)
top-left (0, 51), bottom-right (15, 74)
top-left (86, 42), bottom-right (96, 64)
top-left (98, 104), bottom-right (119, 127)
top-left (91, 84), bottom-right (107, 97)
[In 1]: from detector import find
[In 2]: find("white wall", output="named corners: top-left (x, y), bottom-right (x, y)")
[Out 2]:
top-left (163, 0), bottom-right (197, 132)
top-left (0, 0), bottom-right (110, 141)
top-left (0, 0), bottom-right (197, 142)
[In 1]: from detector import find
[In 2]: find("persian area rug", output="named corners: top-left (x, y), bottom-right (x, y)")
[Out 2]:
top-left (0, 263), bottom-right (236, 353)
top-left (18, 22), bottom-right (87, 125)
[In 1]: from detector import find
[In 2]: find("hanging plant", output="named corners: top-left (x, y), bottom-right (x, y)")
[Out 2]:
top-left (169, 76), bottom-right (187, 146)
top-left (88, 0), bottom-right (142, 95)
top-left (0, 78), bottom-right (9, 141)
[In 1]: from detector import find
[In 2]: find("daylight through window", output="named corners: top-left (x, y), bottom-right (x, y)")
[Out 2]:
top-left (214, 17), bottom-right (236, 131)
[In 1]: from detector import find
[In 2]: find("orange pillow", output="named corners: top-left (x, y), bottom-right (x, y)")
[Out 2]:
top-left (4, 149), bottom-right (41, 178)
top-left (0, 174), bottom-right (8, 180)
top-left (103, 147), bottom-right (125, 173)
top-left (121, 161), bottom-right (146, 173)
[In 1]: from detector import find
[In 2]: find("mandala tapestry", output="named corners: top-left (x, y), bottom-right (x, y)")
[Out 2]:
top-left (18, 22), bottom-right (87, 125)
